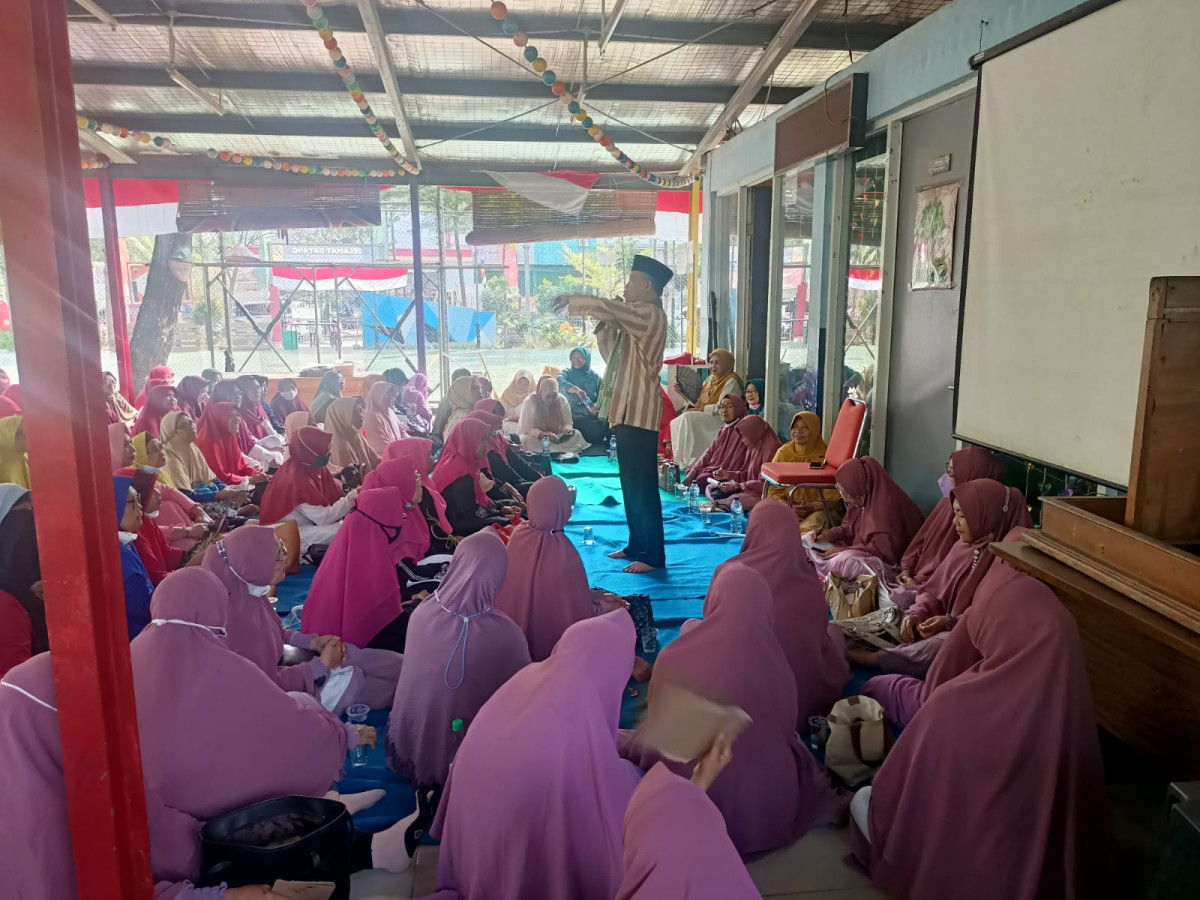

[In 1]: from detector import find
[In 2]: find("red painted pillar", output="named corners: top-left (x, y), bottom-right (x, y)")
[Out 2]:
top-left (100, 172), bottom-right (135, 400)
top-left (0, 2), bottom-right (154, 899)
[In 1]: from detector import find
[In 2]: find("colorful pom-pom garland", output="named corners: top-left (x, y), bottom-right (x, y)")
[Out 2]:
top-left (297, 0), bottom-right (420, 176)
top-left (204, 148), bottom-right (398, 178)
top-left (81, 157), bottom-right (110, 169)
top-left (77, 115), bottom-right (173, 150)
top-left (487, 1), bottom-right (699, 188)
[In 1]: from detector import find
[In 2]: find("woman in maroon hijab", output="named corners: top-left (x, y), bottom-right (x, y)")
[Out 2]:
top-left (860, 562), bottom-right (1112, 900)
top-left (133, 383), bottom-right (179, 440)
top-left (709, 414), bottom-right (783, 509)
top-left (494, 475), bottom-right (595, 661)
top-left (629, 564), bottom-right (848, 857)
top-left (851, 479), bottom-right (1033, 684)
top-left (812, 457), bottom-right (923, 578)
top-left (682, 394), bottom-right (749, 493)
top-left (713, 498), bottom-right (849, 733)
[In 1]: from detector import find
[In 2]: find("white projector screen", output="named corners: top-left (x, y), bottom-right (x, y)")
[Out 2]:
top-left (956, 0), bottom-right (1200, 486)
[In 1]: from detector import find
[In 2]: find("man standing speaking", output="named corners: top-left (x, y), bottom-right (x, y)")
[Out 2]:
top-left (554, 255), bottom-right (672, 573)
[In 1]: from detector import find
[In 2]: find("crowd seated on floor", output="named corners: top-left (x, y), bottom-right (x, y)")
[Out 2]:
top-left (0, 359), bottom-right (1112, 900)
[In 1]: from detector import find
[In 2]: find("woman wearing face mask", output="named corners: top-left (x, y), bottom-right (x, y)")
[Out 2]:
top-left (669, 348), bottom-right (744, 469)
top-left (432, 418), bottom-right (513, 537)
top-left (269, 377), bottom-right (307, 425)
top-left (0, 416), bottom-right (31, 489)
top-left (160, 411), bottom-right (259, 518)
top-left (113, 475), bottom-right (156, 640)
top-left (259, 426), bottom-right (355, 553)
top-left (681, 395), bottom-right (748, 494)
top-left (518, 376), bottom-right (589, 455)
top-left (386, 530), bottom-right (529, 833)
top-left (301, 483), bottom-right (431, 653)
top-left (132, 432), bottom-right (213, 550)
top-left (115, 470), bottom-right (188, 586)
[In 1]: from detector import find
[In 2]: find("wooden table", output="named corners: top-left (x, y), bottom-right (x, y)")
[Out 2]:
top-left (993, 540), bottom-right (1200, 778)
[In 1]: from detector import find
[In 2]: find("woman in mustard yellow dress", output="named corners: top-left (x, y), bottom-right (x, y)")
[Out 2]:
top-left (769, 411), bottom-right (840, 532)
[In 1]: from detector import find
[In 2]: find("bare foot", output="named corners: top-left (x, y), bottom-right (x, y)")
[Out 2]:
top-left (608, 549), bottom-right (628, 560)
top-left (846, 647), bottom-right (880, 668)
top-left (623, 561), bottom-right (658, 574)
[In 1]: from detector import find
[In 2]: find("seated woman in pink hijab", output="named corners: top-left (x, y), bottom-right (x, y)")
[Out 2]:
top-left (258, 426), bottom-right (354, 554)
top-left (849, 479), bottom-right (1032, 684)
top-left (857, 562), bottom-right (1112, 900)
top-left (0, 652), bottom-right (282, 899)
top-left (682, 394), bottom-right (749, 494)
top-left (494, 475), bottom-right (597, 661)
top-left (387, 530), bottom-right (529, 812)
top-left (384, 437), bottom-right (456, 556)
top-left (708, 415), bottom-right (783, 510)
top-left (131, 568), bottom-right (421, 880)
top-left (828, 446), bottom-right (1006, 608)
top-left (428, 610), bottom-right (641, 900)
top-left (364, 380), bottom-right (406, 455)
top-left (302, 482), bottom-right (430, 653)
top-left (626, 564), bottom-right (847, 857)
top-left (811, 457), bottom-right (924, 580)
top-left (431, 418), bottom-right (513, 537)
top-left (204, 525), bottom-right (402, 711)
top-left (617, 758), bottom-right (761, 900)
top-left (712, 498), bottom-right (849, 733)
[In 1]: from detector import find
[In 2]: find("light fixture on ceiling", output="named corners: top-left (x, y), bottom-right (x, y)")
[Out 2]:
top-left (166, 14), bottom-right (224, 116)
top-left (167, 67), bottom-right (226, 116)
top-left (78, 127), bottom-right (136, 164)
top-left (74, 0), bottom-right (119, 29)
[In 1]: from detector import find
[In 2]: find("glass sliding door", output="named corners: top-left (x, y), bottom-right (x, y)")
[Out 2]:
top-left (838, 132), bottom-right (888, 454)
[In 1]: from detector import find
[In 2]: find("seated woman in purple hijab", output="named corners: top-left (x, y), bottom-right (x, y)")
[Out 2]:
top-left (616, 755), bottom-right (760, 900)
top-left (0, 652), bottom-right (278, 899)
top-left (494, 475), bottom-right (597, 661)
top-left (681, 394), bottom-right (749, 494)
top-left (711, 498), bottom-right (849, 734)
top-left (849, 479), bottom-right (1033, 688)
top-left (810, 457), bottom-right (924, 581)
top-left (825, 446), bottom-right (1006, 608)
top-left (204, 525), bottom-right (403, 711)
top-left (386, 530), bottom-right (530, 822)
top-left (627, 564), bottom-right (848, 857)
top-left (131, 568), bottom-right (422, 879)
top-left (428, 610), bottom-right (642, 900)
top-left (857, 561), bottom-right (1112, 900)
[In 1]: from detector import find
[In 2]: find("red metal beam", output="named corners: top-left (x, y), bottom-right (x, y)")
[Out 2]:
top-left (0, 1), bottom-right (154, 898)
top-left (100, 172), bottom-right (135, 400)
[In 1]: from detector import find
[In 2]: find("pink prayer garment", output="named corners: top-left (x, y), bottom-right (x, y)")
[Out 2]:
top-left (387, 529), bottom-right (530, 786)
top-left (632, 564), bottom-right (848, 856)
top-left (429, 611), bottom-right (643, 900)
top-left (867, 561), bottom-right (1113, 900)
top-left (712, 498), bottom-right (849, 733)
top-left (494, 475), bottom-right (596, 661)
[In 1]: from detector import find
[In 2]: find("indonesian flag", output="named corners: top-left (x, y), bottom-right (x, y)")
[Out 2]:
top-left (83, 178), bottom-right (180, 238)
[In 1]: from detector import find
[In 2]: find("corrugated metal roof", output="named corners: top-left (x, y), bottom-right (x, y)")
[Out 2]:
top-left (67, 0), bottom-right (951, 183)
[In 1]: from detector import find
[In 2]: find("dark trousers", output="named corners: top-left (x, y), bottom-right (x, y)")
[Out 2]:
top-left (614, 424), bottom-right (665, 568)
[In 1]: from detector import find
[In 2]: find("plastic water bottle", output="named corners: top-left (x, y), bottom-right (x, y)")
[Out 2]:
top-left (730, 498), bottom-right (744, 535)
top-left (608, 434), bottom-right (618, 463)
top-left (687, 482), bottom-right (700, 513)
top-left (451, 717), bottom-right (465, 752)
top-left (541, 435), bottom-right (551, 456)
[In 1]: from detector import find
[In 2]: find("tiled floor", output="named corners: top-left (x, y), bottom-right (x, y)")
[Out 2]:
top-left (349, 826), bottom-right (887, 899)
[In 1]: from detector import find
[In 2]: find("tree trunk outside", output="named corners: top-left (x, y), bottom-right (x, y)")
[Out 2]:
top-left (130, 232), bottom-right (192, 386)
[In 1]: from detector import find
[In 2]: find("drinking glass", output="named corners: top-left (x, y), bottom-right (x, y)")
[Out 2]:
top-left (347, 703), bottom-right (370, 767)
top-left (582, 526), bottom-right (595, 545)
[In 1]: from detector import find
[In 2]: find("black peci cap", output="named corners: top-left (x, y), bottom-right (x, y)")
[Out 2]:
top-left (630, 254), bottom-right (675, 294)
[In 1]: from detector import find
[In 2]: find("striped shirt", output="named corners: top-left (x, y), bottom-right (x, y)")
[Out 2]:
top-left (567, 294), bottom-right (667, 432)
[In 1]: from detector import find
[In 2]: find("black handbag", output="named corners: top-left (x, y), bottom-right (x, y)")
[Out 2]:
top-left (199, 796), bottom-right (353, 899)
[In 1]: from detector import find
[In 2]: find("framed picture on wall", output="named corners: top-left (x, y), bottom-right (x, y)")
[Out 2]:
top-left (910, 182), bottom-right (960, 290)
